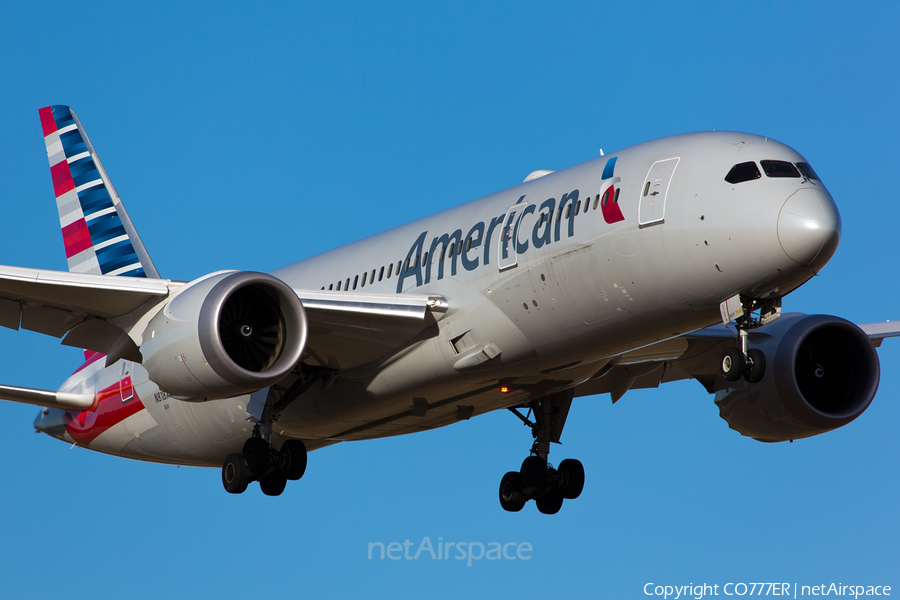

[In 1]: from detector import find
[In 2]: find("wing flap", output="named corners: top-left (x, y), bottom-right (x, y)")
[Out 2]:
top-left (0, 298), bottom-right (21, 329)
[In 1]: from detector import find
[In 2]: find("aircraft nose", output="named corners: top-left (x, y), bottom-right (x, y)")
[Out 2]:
top-left (777, 188), bottom-right (841, 270)
top-left (33, 407), bottom-right (71, 440)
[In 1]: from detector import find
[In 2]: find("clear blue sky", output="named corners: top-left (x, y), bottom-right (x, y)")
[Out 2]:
top-left (0, 2), bottom-right (897, 598)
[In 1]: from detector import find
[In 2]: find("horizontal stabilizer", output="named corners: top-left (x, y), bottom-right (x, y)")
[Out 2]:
top-left (0, 384), bottom-right (94, 410)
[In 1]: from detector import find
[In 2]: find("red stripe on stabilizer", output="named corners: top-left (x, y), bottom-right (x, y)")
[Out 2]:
top-left (39, 106), bottom-right (57, 138)
top-left (50, 160), bottom-right (74, 197)
top-left (62, 218), bottom-right (93, 258)
top-left (66, 379), bottom-right (145, 445)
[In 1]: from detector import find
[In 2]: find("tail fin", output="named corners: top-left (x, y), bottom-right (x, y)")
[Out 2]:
top-left (38, 105), bottom-right (160, 279)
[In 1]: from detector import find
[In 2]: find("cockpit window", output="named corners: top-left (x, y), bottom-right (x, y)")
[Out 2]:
top-left (796, 162), bottom-right (820, 181)
top-left (724, 161), bottom-right (761, 184)
top-left (760, 160), bottom-right (801, 178)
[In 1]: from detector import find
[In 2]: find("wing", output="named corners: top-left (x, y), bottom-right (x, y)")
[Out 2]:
top-left (0, 264), bottom-right (173, 362)
top-left (294, 290), bottom-right (447, 370)
top-left (0, 264), bottom-right (446, 373)
top-left (574, 318), bottom-right (900, 402)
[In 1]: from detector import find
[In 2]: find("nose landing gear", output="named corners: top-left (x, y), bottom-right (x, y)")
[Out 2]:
top-left (720, 346), bottom-right (766, 383)
top-left (718, 295), bottom-right (779, 384)
top-left (499, 391), bottom-right (585, 514)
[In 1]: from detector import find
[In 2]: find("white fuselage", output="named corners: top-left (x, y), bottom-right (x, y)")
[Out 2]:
top-left (36, 131), bottom-right (839, 467)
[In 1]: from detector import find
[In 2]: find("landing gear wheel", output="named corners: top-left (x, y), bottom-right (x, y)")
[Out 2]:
top-left (259, 472), bottom-right (287, 496)
top-left (557, 459), bottom-right (585, 500)
top-left (520, 456), bottom-right (548, 498)
top-left (280, 440), bottom-right (308, 481)
top-left (745, 348), bottom-right (766, 383)
top-left (222, 453), bottom-right (250, 494)
top-left (535, 490), bottom-right (564, 515)
top-left (720, 347), bottom-right (745, 382)
top-left (243, 437), bottom-right (270, 478)
top-left (499, 472), bottom-right (527, 512)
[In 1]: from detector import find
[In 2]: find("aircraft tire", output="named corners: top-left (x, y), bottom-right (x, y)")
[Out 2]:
top-left (260, 473), bottom-right (287, 497)
top-left (745, 348), bottom-right (766, 383)
top-left (222, 453), bottom-right (250, 494)
top-left (243, 437), bottom-right (270, 478)
top-left (281, 439), bottom-right (308, 481)
top-left (520, 456), bottom-right (548, 498)
top-left (720, 347), bottom-right (745, 382)
top-left (499, 471), bottom-right (527, 512)
top-left (557, 459), bottom-right (585, 500)
top-left (535, 490), bottom-right (564, 515)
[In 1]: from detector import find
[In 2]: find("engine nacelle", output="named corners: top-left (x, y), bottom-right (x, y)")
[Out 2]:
top-left (715, 314), bottom-right (879, 442)
top-left (141, 271), bottom-right (308, 400)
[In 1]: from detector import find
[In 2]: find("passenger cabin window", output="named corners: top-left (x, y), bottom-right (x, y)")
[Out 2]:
top-left (724, 161), bottom-right (762, 184)
top-left (796, 162), bottom-right (820, 181)
top-left (760, 160), bottom-right (800, 178)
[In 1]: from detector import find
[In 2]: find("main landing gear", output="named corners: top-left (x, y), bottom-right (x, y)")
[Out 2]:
top-left (499, 391), bottom-right (585, 514)
top-left (718, 296), bottom-right (780, 384)
top-left (222, 426), bottom-right (308, 496)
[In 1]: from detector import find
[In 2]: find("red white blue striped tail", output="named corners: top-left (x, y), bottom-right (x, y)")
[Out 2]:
top-left (39, 105), bottom-right (160, 279)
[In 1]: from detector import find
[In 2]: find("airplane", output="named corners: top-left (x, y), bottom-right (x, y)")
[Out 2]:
top-left (0, 104), bottom-right (896, 514)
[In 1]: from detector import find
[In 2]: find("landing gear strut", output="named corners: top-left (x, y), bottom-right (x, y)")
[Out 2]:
top-left (499, 390), bottom-right (584, 514)
top-left (221, 369), bottom-right (327, 496)
top-left (221, 424), bottom-right (308, 496)
top-left (718, 296), bottom-right (779, 384)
